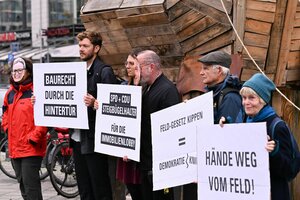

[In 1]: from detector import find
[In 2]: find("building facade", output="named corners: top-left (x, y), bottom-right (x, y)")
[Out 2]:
top-left (0, 0), bottom-right (86, 84)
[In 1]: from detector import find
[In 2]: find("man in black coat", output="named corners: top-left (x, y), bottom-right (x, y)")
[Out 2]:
top-left (72, 31), bottom-right (118, 200)
top-left (137, 50), bottom-right (181, 200)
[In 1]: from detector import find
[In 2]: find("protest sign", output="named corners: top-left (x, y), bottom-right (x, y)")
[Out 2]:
top-left (33, 62), bottom-right (88, 129)
top-left (151, 92), bottom-right (213, 190)
top-left (94, 84), bottom-right (142, 161)
top-left (197, 123), bottom-right (270, 200)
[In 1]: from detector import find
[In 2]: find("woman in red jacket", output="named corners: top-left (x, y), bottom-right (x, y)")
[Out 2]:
top-left (1, 57), bottom-right (48, 200)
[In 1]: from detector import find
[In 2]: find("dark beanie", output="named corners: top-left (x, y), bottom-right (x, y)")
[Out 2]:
top-left (243, 73), bottom-right (275, 103)
top-left (198, 51), bottom-right (231, 68)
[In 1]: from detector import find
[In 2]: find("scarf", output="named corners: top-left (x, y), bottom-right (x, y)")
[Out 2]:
top-left (246, 105), bottom-right (276, 123)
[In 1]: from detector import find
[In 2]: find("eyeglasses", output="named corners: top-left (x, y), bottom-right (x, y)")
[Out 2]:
top-left (11, 68), bottom-right (25, 75)
top-left (139, 63), bottom-right (151, 69)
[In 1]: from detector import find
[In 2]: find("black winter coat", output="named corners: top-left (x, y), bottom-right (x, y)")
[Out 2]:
top-left (266, 115), bottom-right (293, 200)
top-left (140, 74), bottom-right (181, 170)
top-left (80, 57), bottom-right (118, 154)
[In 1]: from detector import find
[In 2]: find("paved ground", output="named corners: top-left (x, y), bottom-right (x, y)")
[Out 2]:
top-left (0, 171), bottom-right (132, 200)
top-left (0, 171), bottom-right (80, 200)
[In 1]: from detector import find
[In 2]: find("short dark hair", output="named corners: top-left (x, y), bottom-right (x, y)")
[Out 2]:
top-left (76, 31), bottom-right (103, 47)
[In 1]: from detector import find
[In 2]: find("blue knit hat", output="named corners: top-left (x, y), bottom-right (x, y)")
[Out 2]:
top-left (243, 73), bottom-right (276, 103)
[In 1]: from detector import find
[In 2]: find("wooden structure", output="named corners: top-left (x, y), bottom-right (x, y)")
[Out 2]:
top-left (80, 0), bottom-right (300, 198)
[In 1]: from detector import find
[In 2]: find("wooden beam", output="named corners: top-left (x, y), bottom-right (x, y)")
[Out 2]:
top-left (291, 28), bottom-right (300, 40)
top-left (233, 0), bottom-right (246, 53)
top-left (120, 0), bottom-right (164, 8)
top-left (290, 40), bottom-right (300, 51)
top-left (242, 45), bottom-right (268, 61)
top-left (167, 1), bottom-right (191, 21)
top-left (286, 69), bottom-right (300, 82)
top-left (241, 68), bottom-right (274, 82)
top-left (118, 11), bottom-right (169, 27)
top-left (188, 30), bottom-right (233, 55)
top-left (181, 0), bottom-right (230, 24)
top-left (176, 16), bottom-right (217, 42)
top-left (244, 32), bottom-right (270, 48)
top-left (171, 10), bottom-right (205, 33)
top-left (246, 0), bottom-right (276, 12)
top-left (128, 34), bottom-right (179, 46)
top-left (246, 9), bottom-right (275, 23)
top-left (275, 0), bottom-right (298, 86)
top-left (287, 51), bottom-right (300, 69)
top-left (125, 24), bottom-right (174, 39)
top-left (164, 0), bottom-right (180, 9)
top-left (181, 23), bottom-right (232, 53)
top-left (196, 0), bottom-right (233, 14)
top-left (245, 19), bottom-right (272, 35)
top-left (265, 0), bottom-right (288, 74)
top-left (243, 58), bottom-right (266, 70)
top-left (101, 40), bottom-right (132, 55)
top-left (81, 0), bottom-right (122, 13)
top-left (116, 5), bottom-right (164, 18)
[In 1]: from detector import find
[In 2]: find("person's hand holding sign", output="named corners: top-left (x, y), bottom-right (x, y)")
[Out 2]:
top-left (94, 99), bottom-right (99, 110)
top-left (84, 93), bottom-right (95, 107)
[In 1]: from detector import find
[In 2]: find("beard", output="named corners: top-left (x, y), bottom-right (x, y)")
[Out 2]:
top-left (80, 51), bottom-right (94, 62)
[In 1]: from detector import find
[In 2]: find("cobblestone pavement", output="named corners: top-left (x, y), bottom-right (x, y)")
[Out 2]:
top-left (0, 171), bottom-right (132, 200)
top-left (0, 171), bottom-right (80, 200)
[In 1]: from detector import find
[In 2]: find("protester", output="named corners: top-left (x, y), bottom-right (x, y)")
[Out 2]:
top-left (1, 57), bottom-right (48, 200)
top-left (72, 30), bottom-right (118, 200)
top-left (182, 51), bottom-right (243, 200)
top-left (137, 50), bottom-right (181, 200)
top-left (198, 50), bottom-right (242, 123)
top-left (116, 51), bottom-right (143, 200)
top-left (219, 73), bottom-right (294, 200)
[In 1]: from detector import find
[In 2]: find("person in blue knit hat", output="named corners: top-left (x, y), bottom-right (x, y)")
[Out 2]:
top-left (221, 73), bottom-right (295, 200)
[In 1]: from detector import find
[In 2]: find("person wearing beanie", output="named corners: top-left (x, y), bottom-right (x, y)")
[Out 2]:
top-left (242, 73), bottom-right (275, 104)
top-left (1, 57), bottom-right (48, 200)
top-left (226, 73), bottom-right (294, 200)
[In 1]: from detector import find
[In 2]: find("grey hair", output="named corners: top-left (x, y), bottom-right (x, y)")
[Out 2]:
top-left (240, 87), bottom-right (267, 105)
top-left (138, 50), bottom-right (161, 69)
top-left (212, 64), bottom-right (230, 76)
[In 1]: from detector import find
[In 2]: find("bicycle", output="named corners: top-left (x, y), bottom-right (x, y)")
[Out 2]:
top-left (47, 128), bottom-right (79, 198)
top-left (0, 135), bottom-right (49, 180)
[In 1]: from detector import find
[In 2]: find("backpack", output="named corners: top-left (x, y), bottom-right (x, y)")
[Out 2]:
top-left (216, 87), bottom-right (240, 110)
top-left (269, 117), bottom-right (300, 181)
top-left (215, 87), bottom-right (242, 123)
top-left (96, 63), bottom-right (124, 84)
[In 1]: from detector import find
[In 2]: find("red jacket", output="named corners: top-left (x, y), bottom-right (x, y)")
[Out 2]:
top-left (2, 82), bottom-right (48, 158)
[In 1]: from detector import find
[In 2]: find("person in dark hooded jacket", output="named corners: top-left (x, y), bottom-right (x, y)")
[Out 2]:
top-left (183, 51), bottom-right (242, 200)
top-left (198, 50), bottom-right (242, 124)
top-left (238, 73), bottom-right (293, 200)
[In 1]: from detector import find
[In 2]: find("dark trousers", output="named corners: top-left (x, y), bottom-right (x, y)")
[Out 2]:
top-left (183, 183), bottom-right (197, 200)
top-left (108, 157), bottom-right (126, 200)
top-left (127, 183), bottom-right (143, 200)
top-left (73, 142), bottom-right (112, 200)
top-left (12, 156), bottom-right (43, 200)
top-left (141, 170), bottom-right (174, 200)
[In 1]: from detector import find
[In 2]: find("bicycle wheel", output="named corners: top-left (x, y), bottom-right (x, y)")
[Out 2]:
top-left (0, 136), bottom-right (49, 180)
top-left (49, 142), bottom-right (78, 198)
top-left (0, 137), bottom-right (16, 179)
top-left (39, 147), bottom-right (50, 180)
